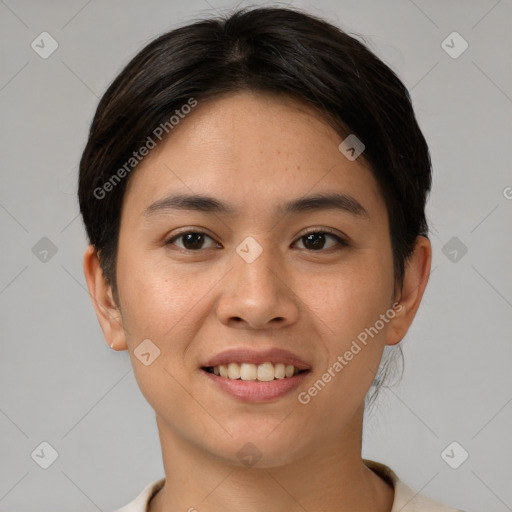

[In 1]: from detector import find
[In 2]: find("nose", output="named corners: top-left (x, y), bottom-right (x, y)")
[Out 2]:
top-left (215, 240), bottom-right (300, 330)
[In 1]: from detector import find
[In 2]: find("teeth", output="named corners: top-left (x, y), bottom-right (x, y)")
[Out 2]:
top-left (274, 363), bottom-right (285, 379)
top-left (257, 362), bottom-right (274, 381)
top-left (240, 363), bottom-right (257, 380)
top-left (227, 362), bottom-right (240, 379)
top-left (210, 362), bottom-right (303, 381)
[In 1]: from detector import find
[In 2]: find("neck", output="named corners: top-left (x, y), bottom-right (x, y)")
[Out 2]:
top-left (149, 409), bottom-right (393, 512)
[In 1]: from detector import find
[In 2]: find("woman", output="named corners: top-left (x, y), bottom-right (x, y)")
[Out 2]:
top-left (79, 6), bottom-right (464, 511)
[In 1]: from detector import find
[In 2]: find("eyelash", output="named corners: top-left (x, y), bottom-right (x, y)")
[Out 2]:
top-left (164, 228), bottom-right (349, 253)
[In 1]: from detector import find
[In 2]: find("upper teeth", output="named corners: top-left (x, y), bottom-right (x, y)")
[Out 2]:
top-left (211, 362), bottom-right (300, 381)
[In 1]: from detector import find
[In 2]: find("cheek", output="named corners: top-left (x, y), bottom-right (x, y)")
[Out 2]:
top-left (312, 252), bottom-right (394, 337)
top-left (303, 248), bottom-right (395, 396)
top-left (115, 252), bottom-right (204, 416)
top-left (115, 246), bottom-right (196, 346)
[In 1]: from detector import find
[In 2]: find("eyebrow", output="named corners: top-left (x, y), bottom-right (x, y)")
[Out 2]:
top-left (143, 192), bottom-right (369, 219)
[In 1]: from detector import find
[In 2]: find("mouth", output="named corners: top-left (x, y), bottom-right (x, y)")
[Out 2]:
top-left (200, 348), bottom-right (311, 402)
top-left (202, 362), bottom-right (308, 381)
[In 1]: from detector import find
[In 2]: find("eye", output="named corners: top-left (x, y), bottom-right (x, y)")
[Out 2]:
top-left (293, 229), bottom-right (348, 251)
top-left (165, 229), bottom-right (348, 252)
top-left (165, 231), bottom-right (220, 251)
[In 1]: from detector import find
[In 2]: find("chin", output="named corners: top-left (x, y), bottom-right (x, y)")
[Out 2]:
top-left (208, 427), bottom-right (309, 469)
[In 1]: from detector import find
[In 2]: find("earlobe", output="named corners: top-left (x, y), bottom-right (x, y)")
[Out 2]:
top-left (83, 245), bottom-right (128, 351)
top-left (385, 236), bottom-right (432, 346)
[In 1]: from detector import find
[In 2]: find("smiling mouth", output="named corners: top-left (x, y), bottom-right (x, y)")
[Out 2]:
top-left (202, 362), bottom-right (308, 381)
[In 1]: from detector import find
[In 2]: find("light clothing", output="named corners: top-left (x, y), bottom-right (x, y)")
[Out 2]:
top-left (115, 459), bottom-right (464, 511)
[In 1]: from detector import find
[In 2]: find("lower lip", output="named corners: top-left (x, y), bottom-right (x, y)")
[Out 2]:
top-left (201, 369), bottom-right (309, 403)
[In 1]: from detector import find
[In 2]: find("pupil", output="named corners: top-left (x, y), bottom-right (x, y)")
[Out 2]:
top-left (304, 233), bottom-right (325, 250)
top-left (183, 233), bottom-right (204, 250)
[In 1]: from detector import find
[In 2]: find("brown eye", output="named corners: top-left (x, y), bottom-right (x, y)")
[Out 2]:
top-left (294, 231), bottom-right (347, 251)
top-left (166, 232), bottom-right (219, 251)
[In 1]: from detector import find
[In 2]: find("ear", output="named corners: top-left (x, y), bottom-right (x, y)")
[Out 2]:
top-left (83, 245), bottom-right (128, 351)
top-left (385, 236), bottom-right (432, 346)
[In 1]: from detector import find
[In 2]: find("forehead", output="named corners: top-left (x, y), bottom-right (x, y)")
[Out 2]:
top-left (121, 90), bottom-right (384, 220)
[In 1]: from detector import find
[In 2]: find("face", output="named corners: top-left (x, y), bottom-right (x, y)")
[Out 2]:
top-left (106, 91), bottom-right (405, 466)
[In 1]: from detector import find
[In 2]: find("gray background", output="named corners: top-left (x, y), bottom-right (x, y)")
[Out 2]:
top-left (1, 0), bottom-right (511, 511)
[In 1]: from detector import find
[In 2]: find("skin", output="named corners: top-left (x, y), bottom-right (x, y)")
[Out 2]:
top-left (84, 90), bottom-right (431, 512)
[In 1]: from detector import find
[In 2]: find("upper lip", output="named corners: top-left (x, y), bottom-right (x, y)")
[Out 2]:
top-left (201, 347), bottom-right (311, 370)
